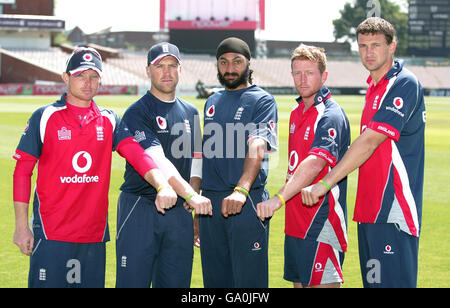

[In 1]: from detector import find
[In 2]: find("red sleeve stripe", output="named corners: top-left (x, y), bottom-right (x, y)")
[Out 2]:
top-left (368, 121), bottom-right (400, 142)
top-left (116, 137), bottom-right (158, 178)
top-left (309, 148), bottom-right (338, 167)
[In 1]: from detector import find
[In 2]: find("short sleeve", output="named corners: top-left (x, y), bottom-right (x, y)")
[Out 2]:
top-left (121, 107), bottom-right (161, 150)
top-left (107, 111), bottom-right (134, 151)
top-left (310, 107), bottom-right (349, 167)
top-left (15, 108), bottom-right (44, 160)
top-left (248, 95), bottom-right (278, 153)
top-left (369, 76), bottom-right (420, 142)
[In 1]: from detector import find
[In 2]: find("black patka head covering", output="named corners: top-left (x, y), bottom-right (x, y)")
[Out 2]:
top-left (216, 37), bottom-right (251, 60)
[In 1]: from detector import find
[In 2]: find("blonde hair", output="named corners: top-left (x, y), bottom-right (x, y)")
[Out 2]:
top-left (291, 44), bottom-right (327, 74)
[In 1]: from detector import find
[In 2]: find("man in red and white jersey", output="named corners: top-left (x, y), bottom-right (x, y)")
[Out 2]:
top-left (12, 47), bottom-right (177, 287)
top-left (302, 18), bottom-right (426, 288)
top-left (257, 44), bottom-right (350, 288)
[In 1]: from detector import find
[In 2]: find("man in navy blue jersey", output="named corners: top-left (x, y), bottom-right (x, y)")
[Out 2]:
top-left (192, 37), bottom-right (278, 288)
top-left (115, 42), bottom-right (212, 288)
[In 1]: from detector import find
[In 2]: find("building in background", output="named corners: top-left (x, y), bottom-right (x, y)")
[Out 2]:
top-left (408, 0), bottom-right (450, 57)
top-left (83, 27), bottom-right (168, 51)
top-left (161, 0), bottom-right (265, 56)
top-left (1, 0), bottom-right (448, 96)
top-left (0, 0), bottom-right (64, 49)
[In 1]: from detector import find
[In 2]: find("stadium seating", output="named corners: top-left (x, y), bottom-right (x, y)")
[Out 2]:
top-left (3, 48), bottom-right (449, 91)
top-left (6, 48), bottom-right (149, 86)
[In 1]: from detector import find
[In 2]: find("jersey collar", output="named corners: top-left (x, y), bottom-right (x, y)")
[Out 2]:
top-left (60, 93), bottom-right (102, 125)
top-left (386, 58), bottom-right (404, 79)
top-left (295, 86), bottom-right (331, 106)
top-left (146, 90), bottom-right (176, 104)
top-left (60, 93), bottom-right (100, 112)
top-left (366, 58), bottom-right (404, 85)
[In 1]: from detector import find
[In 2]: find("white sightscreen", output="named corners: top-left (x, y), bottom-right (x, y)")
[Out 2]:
top-left (166, 0), bottom-right (258, 21)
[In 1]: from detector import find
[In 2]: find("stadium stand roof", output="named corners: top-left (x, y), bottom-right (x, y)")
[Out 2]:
top-left (0, 14), bottom-right (64, 31)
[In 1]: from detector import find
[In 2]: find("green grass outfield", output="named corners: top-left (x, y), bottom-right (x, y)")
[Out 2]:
top-left (0, 94), bottom-right (449, 288)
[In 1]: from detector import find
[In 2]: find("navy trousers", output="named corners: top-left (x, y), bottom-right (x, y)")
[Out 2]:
top-left (115, 191), bottom-right (194, 288)
top-left (199, 187), bottom-right (270, 288)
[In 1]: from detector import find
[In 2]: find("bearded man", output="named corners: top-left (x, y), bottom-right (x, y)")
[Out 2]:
top-left (192, 37), bottom-right (278, 288)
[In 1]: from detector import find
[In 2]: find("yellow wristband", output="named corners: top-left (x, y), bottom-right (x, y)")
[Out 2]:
top-left (156, 185), bottom-right (165, 193)
top-left (234, 186), bottom-right (249, 197)
top-left (319, 180), bottom-right (331, 191)
top-left (274, 193), bottom-right (285, 206)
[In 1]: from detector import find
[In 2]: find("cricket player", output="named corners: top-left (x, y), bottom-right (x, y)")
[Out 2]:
top-left (301, 17), bottom-right (426, 288)
top-left (115, 42), bottom-right (212, 288)
top-left (257, 44), bottom-right (350, 288)
top-left (12, 47), bottom-right (177, 288)
top-left (193, 37), bottom-right (278, 288)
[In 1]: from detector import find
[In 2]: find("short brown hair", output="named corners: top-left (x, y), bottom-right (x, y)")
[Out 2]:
top-left (291, 44), bottom-right (327, 74)
top-left (356, 17), bottom-right (396, 45)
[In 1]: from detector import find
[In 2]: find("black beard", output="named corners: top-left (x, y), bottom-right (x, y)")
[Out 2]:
top-left (217, 65), bottom-right (250, 89)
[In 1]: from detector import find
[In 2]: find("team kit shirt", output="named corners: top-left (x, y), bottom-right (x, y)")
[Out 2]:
top-left (13, 94), bottom-right (133, 243)
top-left (120, 91), bottom-right (200, 198)
top-left (285, 86), bottom-right (351, 252)
top-left (354, 59), bottom-right (425, 237)
top-left (201, 85), bottom-right (278, 191)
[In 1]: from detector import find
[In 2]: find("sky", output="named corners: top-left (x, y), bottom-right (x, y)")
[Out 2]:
top-left (53, 0), bottom-right (354, 42)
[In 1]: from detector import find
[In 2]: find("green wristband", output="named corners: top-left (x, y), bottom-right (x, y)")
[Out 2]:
top-left (234, 186), bottom-right (249, 197)
top-left (319, 180), bottom-right (331, 191)
top-left (185, 193), bottom-right (195, 204)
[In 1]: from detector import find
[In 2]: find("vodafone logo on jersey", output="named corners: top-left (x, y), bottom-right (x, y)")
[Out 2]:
top-left (383, 244), bottom-right (395, 255)
top-left (156, 116), bottom-right (169, 133)
top-left (321, 127), bottom-right (338, 147)
top-left (72, 151), bottom-right (92, 173)
top-left (206, 105), bottom-right (215, 118)
top-left (288, 151), bottom-right (299, 172)
top-left (386, 97), bottom-right (405, 117)
top-left (393, 97), bottom-right (404, 109)
top-left (60, 151), bottom-right (99, 184)
top-left (328, 128), bottom-right (337, 139)
top-left (156, 116), bottom-right (167, 130)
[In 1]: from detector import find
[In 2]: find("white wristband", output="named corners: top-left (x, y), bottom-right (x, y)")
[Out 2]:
top-left (190, 157), bottom-right (202, 179)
